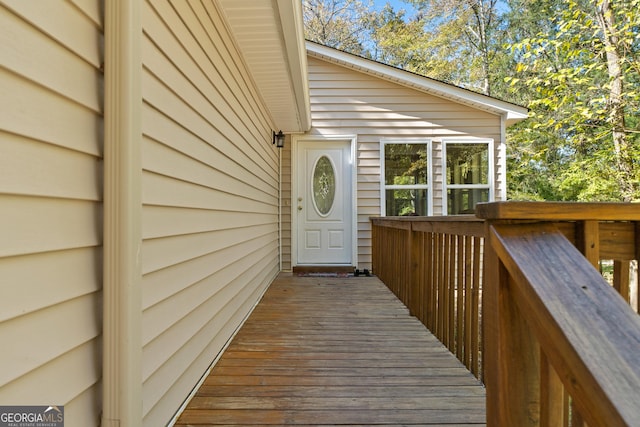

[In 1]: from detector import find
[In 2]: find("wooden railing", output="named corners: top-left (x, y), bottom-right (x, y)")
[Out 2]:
top-left (371, 216), bottom-right (486, 378)
top-left (371, 202), bottom-right (640, 426)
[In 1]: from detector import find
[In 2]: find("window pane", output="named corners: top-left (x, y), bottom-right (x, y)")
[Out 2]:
top-left (384, 144), bottom-right (427, 185)
top-left (446, 144), bottom-right (489, 185)
top-left (447, 188), bottom-right (489, 215)
top-left (312, 156), bottom-right (336, 216)
top-left (385, 189), bottom-right (428, 216)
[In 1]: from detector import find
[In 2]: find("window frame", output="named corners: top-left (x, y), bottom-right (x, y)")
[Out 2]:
top-left (380, 138), bottom-right (433, 217)
top-left (442, 138), bottom-right (494, 216)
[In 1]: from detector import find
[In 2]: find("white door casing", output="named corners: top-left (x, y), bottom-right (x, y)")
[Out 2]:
top-left (292, 137), bottom-right (356, 266)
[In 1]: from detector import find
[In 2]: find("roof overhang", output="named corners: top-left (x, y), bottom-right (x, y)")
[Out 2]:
top-left (218, 0), bottom-right (311, 132)
top-left (306, 41), bottom-right (529, 126)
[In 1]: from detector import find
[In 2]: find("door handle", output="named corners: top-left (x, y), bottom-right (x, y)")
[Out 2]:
top-left (297, 206), bottom-right (302, 211)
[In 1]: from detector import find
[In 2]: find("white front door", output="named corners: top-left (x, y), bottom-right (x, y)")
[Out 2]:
top-left (295, 139), bottom-right (353, 265)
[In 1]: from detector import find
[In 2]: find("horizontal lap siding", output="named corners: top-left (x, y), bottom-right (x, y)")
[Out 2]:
top-left (0, 1), bottom-right (103, 426)
top-left (141, 1), bottom-right (280, 425)
top-left (281, 142), bottom-right (293, 270)
top-left (306, 58), bottom-right (502, 269)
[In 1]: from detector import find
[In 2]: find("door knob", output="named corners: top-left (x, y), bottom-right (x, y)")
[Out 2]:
top-left (297, 206), bottom-right (303, 211)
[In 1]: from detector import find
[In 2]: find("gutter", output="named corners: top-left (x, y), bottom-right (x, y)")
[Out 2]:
top-left (102, 1), bottom-right (143, 426)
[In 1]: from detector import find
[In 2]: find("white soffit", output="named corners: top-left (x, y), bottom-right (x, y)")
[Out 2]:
top-left (306, 41), bottom-right (529, 126)
top-left (218, 0), bottom-right (311, 132)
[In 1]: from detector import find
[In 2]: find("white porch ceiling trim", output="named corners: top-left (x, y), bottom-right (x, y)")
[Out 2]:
top-left (218, 0), bottom-right (311, 133)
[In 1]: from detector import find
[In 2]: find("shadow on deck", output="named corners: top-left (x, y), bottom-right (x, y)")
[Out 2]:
top-left (175, 272), bottom-right (486, 426)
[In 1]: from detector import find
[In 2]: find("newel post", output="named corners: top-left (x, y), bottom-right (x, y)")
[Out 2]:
top-left (482, 219), bottom-right (540, 427)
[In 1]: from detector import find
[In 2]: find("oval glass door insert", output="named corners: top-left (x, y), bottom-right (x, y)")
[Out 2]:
top-left (312, 155), bottom-right (336, 216)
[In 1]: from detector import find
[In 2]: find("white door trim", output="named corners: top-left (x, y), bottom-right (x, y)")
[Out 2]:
top-left (291, 134), bottom-right (358, 267)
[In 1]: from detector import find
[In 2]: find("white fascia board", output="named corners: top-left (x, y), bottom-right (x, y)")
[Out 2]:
top-left (277, 0), bottom-right (311, 131)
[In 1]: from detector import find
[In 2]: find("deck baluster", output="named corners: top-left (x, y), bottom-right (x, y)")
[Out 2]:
top-left (372, 202), bottom-right (640, 426)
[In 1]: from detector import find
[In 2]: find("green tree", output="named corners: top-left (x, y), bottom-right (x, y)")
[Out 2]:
top-left (366, 6), bottom-right (424, 68)
top-left (303, 0), bottom-right (374, 55)
top-left (303, 0), bottom-right (640, 202)
top-left (506, 0), bottom-right (640, 201)
top-left (403, 0), bottom-right (510, 96)
top-left (367, 4), bottom-right (481, 89)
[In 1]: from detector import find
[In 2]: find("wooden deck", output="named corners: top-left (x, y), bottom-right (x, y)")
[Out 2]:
top-left (174, 273), bottom-right (486, 426)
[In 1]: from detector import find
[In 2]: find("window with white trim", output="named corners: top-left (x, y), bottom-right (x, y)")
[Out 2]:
top-left (443, 139), bottom-right (493, 215)
top-left (380, 139), bottom-right (432, 216)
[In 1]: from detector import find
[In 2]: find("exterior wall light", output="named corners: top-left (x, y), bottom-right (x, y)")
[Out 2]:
top-left (273, 130), bottom-right (285, 148)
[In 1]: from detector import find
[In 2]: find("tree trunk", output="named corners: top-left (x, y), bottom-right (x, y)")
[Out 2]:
top-left (469, 0), bottom-right (492, 95)
top-left (595, 0), bottom-right (636, 201)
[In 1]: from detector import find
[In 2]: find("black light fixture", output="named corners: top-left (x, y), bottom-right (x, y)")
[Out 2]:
top-left (273, 130), bottom-right (285, 148)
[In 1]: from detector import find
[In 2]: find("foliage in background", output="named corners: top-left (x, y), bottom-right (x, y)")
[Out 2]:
top-left (404, 0), bottom-right (510, 96)
top-left (303, 0), bottom-right (373, 55)
top-left (505, 0), bottom-right (640, 201)
top-left (302, 0), bottom-right (640, 202)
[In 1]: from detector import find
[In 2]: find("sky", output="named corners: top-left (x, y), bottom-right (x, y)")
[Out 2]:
top-left (371, 0), bottom-right (418, 15)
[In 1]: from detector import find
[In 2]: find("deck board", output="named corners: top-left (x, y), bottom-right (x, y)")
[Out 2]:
top-left (174, 273), bottom-right (486, 426)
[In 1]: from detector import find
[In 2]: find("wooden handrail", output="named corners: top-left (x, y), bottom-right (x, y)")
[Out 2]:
top-left (486, 223), bottom-right (640, 426)
top-left (477, 201), bottom-right (640, 221)
top-left (371, 202), bottom-right (639, 426)
top-left (480, 202), bottom-right (640, 426)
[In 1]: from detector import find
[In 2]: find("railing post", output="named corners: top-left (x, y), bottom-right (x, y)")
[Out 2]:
top-left (405, 224), bottom-right (413, 313)
top-left (410, 224), bottom-right (424, 320)
top-left (425, 230), bottom-right (436, 331)
top-left (471, 236), bottom-right (481, 379)
top-left (483, 231), bottom-right (500, 425)
top-left (577, 220), bottom-right (600, 269)
top-left (371, 222), bottom-right (378, 275)
top-left (456, 235), bottom-right (465, 361)
top-left (540, 350), bottom-right (566, 427)
top-left (613, 260), bottom-right (631, 303)
top-left (484, 223), bottom-right (540, 427)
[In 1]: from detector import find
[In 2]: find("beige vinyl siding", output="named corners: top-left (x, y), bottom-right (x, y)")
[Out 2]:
top-left (280, 138), bottom-right (293, 270)
top-left (141, 1), bottom-right (280, 425)
top-left (0, 1), bottom-right (103, 426)
top-left (305, 57), bottom-right (502, 270)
